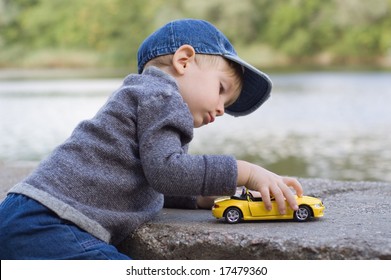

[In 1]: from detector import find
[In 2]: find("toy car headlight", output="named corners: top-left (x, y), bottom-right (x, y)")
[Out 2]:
top-left (313, 203), bottom-right (322, 208)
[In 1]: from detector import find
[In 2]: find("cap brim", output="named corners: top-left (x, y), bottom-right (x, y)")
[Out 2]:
top-left (223, 54), bottom-right (272, 117)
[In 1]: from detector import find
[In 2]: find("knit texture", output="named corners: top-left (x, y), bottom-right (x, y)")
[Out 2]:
top-left (9, 67), bottom-right (238, 245)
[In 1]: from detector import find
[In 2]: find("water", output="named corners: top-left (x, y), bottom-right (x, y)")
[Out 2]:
top-left (1, 72), bottom-right (390, 182)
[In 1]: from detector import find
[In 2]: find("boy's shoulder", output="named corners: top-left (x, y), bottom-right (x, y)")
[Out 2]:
top-left (123, 66), bottom-right (177, 93)
top-left (117, 67), bottom-right (185, 112)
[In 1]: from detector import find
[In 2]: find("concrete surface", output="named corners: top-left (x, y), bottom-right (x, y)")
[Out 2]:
top-left (1, 162), bottom-right (390, 260)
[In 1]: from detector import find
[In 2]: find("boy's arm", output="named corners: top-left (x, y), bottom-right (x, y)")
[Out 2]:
top-left (237, 160), bottom-right (303, 214)
top-left (163, 160), bottom-right (303, 212)
top-left (138, 87), bottom-right (237, 198)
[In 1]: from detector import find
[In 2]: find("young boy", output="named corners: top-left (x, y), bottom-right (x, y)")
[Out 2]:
top-left (0, 19), bottom-right (303, 259)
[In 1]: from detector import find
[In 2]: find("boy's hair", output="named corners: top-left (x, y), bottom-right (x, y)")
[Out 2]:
top-left (145, 54), bottom-right (243, 98)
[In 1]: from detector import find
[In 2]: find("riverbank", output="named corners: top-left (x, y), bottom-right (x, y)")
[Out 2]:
top-left (0, 67), bottom-right (131, 80)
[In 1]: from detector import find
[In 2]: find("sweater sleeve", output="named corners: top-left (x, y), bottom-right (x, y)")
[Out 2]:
top-left (137, 87), bottom-right (237, 197)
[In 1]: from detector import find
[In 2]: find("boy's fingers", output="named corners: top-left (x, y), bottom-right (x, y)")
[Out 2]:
top-left (257, 176), bottom-right (302, 213)
top-left (259, 188), bottom-right (272, 211)
top-left (283, 177), bottom-right (303, 197)
top-left (281, 184), bottom-right (299, 211)
top-left (271, 184), bottom-right (286, 214)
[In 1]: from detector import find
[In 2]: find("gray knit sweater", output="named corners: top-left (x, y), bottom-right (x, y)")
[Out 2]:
top-left (9, 67), bottom-right (237, 245)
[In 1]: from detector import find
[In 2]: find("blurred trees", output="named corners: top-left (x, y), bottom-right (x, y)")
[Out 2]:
top-left (0, 0), bottom-right (169, 67)
top-left (0, 0), bottom-right (390, 69)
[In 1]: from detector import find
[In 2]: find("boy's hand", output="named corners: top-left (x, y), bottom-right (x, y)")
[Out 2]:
top-left (237, 160), bottom-right (303, 214)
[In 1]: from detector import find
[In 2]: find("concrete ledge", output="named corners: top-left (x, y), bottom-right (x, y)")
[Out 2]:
top-left (119, 178), bottom-right (391, 259)
top-left (1, 162), bottom-right (391, 259)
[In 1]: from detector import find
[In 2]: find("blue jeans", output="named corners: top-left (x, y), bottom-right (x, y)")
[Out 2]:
top-left (0, 193), bottom-right (131, 260)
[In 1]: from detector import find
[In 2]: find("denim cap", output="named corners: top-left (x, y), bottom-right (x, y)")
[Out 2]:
top-left (137, 19), bottom-right (272, 117)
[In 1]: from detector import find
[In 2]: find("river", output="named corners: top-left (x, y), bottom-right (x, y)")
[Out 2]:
top-left (1, 71), bottom-right (390, 182)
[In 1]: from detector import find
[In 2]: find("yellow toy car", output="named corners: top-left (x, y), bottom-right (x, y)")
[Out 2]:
top-left (212, 189), bottom-right (325, 223)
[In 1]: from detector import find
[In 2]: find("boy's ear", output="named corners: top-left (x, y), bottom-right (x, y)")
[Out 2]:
top-left (172, 45), bottom-right (196, 75)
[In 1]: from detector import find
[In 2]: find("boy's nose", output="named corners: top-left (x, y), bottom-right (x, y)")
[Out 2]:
top-left (216, 104), bottom-right (225, 116)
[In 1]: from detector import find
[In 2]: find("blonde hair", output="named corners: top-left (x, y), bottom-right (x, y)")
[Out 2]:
top-left (144, 54), bottom-right (243, 97)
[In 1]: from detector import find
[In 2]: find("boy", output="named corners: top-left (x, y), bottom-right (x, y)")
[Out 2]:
top-left (0, 19), bottom-right (303, 259)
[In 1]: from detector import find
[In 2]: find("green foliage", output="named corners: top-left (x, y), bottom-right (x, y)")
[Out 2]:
top-left (1, 0), bottom-right (391, 68)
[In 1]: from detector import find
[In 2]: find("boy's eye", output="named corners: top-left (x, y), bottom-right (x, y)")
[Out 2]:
top-left (219, 84), bottom-right (224, 94)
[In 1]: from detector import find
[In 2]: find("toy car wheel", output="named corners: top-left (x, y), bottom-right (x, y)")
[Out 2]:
top-left (294, 205), bottom-right (311, 222)
top-left (224, 207), bottom-right (242, 224)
